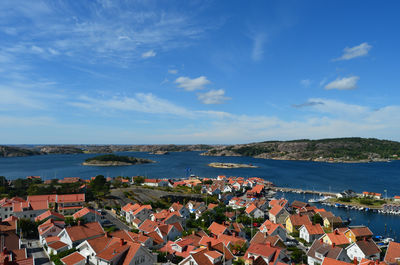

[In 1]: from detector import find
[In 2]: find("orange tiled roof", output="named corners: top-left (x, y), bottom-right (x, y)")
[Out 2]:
top-left (35, 210), bottom-right (65, 222)
top-left (321, 257), bottom-right (352, 265)
top-left (208, 222), bottom-right (227, 236)
top-left (72, 207), bottom-right (100, 219)
top-left (303, 224), bottom-right (324, 235)
top-left (385, 241), bottom-right (400, 264)
top-left (60, 252), bottom-right (85, 265)
top-left (65, 222), bottom-right (104, 242)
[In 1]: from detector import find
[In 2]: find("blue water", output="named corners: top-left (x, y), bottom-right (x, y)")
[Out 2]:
top-left (1, 151), bottom-right (399, 238)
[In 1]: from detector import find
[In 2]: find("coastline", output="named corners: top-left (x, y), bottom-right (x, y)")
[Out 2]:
top-left (208, 162), bottom-right (258, 168)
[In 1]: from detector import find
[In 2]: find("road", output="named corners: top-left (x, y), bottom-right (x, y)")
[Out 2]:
top-left (102, 209), bottom-right (131, 231)
top-left (25, 240), bottom-right (51, 265)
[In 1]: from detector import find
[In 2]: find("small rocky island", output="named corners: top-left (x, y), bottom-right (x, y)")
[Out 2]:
top-left (82, 154), bottom-right (154, 166)
top-left (208, 162), bottom-right (258, 169)
top-left (149, 151), bottom-right (169, 155)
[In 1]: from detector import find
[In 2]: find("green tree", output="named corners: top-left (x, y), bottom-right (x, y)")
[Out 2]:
top-left (312, 214), bottom-right (323, 225)
top-left (18, 218), bottom-right (38, 239)
top-left (133, 176), bottom-right (145, 185)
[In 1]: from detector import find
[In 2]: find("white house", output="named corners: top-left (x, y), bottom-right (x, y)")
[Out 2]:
top-left (245, 204), bottom-right (264, 219)
top-left (345, 240), bottom-right (381, 262)
top-left (299, 224), bottom-right (325, 243)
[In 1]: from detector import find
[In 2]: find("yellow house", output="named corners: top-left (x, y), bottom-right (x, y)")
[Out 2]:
top-left (320, 230), bottom-right (350, 247)
top-left (323, 216), bottom-right (343, 230)
top-left (344, 226), bottom-right (373, 243)
top-left (285, 214), bottom-right (312, 234)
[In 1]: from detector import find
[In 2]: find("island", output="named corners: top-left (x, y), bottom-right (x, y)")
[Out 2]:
top-left (201, 137), bottom-right (400, 163)
top-left (82, 154), bottom-right (154, 166)
top-left (149, 151), bottom-right (169, 155)
top-left (208, 162), bottom-right (258, 168)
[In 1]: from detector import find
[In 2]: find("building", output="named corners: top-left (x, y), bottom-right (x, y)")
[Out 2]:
top-left (307, 239), bottom-right (350, 265)
top-left (384, 241), bottom-right (400, 264)
top-left (345, 240), bottom-right (381, 262)
top-left (299, 224), bottom-right (325, 243)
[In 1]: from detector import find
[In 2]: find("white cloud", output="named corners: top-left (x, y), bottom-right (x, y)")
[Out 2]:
top-left (197, 89), bottom-right (230, 104)
top-left (141, 50), bottom-right (156, 58)
top-left (175, 76), bottom-right (210, 91)
top-left (335, 42), bottom-right (372, 61)
top-left (168, 69), bottom-right (178, 74)
top-left (251, 32), bottom-right (267, 61)
top-left (70, 93), bottom-right (192, 117)
top-left (300, 79), bottom-right (312, 87)
top-left (325, 76), bottom-right (359, 90)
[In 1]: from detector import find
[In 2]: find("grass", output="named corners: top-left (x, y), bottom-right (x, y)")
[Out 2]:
top-left (330, 197), bottom-right (388, 208)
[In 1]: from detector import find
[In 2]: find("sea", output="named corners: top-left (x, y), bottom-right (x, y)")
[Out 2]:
top-left (1, 151), bottom-right (399, 239)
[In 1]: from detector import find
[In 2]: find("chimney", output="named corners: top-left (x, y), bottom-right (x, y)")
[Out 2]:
top-left (120, 238), bottom-right (124, 246)
top-left (363, 237), bottom-right (367, 241)
top-left (207, 241), bottom-right (212, 250)
top-left (192, 230), bottom-right (195, 235)
top-left (77, 220), bottom-right (81, 226)
top-left (353, 257), bottom-right (357, 265)
top-left (332, 243), bottom-right (336, 248)
top-left (375, 260), bottom-right (379, 265)
top-left (105, 232), bottom-right (109, 238)
top-left (266, 242), bottom-right (271, 247)
top-left (320, 238), bottom-right (323, 243)
top-left (334, 230), bottom-right (339, 235)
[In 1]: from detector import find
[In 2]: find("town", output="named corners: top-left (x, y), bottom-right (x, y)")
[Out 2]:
top-left (0, 174), bottom-right (400, 265)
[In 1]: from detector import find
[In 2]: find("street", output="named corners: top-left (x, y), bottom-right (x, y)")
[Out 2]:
top-left (24, 240), bottom-right (51, 265)
top-left (102, 209), bottom-right (131, 231)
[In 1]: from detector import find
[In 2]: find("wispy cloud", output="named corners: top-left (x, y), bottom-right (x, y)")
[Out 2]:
top-left (251, 32), bottom-right (267, 61)
top-left (0, 1), bottom-right (214, 65)
top-left (197, 89), bottom-right (230, 104)
top-left (175, 76), bottom-right (210, 91)
top-left (334, 42), bottom-right (372, 61)
top-left (70, 93), bottom-right (192, 117)
top-left (300, 79), bottom-right (312, 87)
top-left (141, 50), bottom-right (156, 58)
top-left (292, 100), bottom-right (324, 108)
top-left (325, 76), bottom-right (359, 90)
top-left (168, 69), bottom-right (178, 74)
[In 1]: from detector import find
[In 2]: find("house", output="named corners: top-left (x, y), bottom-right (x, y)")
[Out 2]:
top-left (362, 192), bottom-right (382, 200)
top-left (38, 219), bottom-right (65, 245)
top-left (27, 194), bottom-right (85, 215)
top-left (259, 220), bottom-right (287, 241)
top-left (344, 226), bottom-right (373, 243)
top-left (47, 241), bottom-right (69, 255)
top-left (307, 239), bottom-right (351, 265)
top-left (250, 232), bottom-right (286, 249)
top-left (179, 241), bottom-right (234, 265)
top-left (321, 257), bottom-right (352, 265)
top-left (208, 222), bottom-right (229, 237)
top-left (110, 230), bottom-right (153, 249)
top-left (291, 200), bottom-right (310, 210)
top-left (384, 241), bottom-right (400, 264)
top-left (336, 190), bottom-right (357, 199)
top-left (245, 204), bottom-right (264, 218)
top-left (247, 185), bottom-right (265, 198)
top-left (96, 239), bottom-right (156, 265)
top-left (299, 224), bottom-right (325, 243)
top-left (345, 239), bottom-right (381, 262)
top-left (244, 242), bottom-right (290, 265)
top-left (321, 230), bottom-right (350, 247)
top-left (394, 196), bottom-right (400, 202)
top-left (169, 202), bottom-right (190, 219)
top-left (324, 216), bottom-right (344, 230)
top-left (58, 222), bottom-right (105, 248)
top-left (285, 214), bottom-right (312, 234)
top-left (120, 203), bottom-right (140, 219)
top-left (268, 205), bottom-right (289, 224)
top-left (73, 207), bottom-right (103, 223)
top-left (35, 210), bottom-right (65, 222)
top-left (143, 179), bottom-right (159, 187)
top-left (60, 252), bottom-right (86, 265)
top-left (127, 205), bottom-right (153, 224)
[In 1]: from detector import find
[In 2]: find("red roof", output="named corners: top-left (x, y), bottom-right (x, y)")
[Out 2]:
top-left (27, 194), bottom-right (85, 203)
top-left (61, 252), bottom-right (85, 265)
top-left (303, 224), bottom-right (324, 235)
top-left (321, 257), bottom-right (352, 265)
top-left (245, 204), bottom-right (258, 214)
top-left (269, 205), bottom-right (284, 217)
top-left (48, 241), bottom-right (68, 250)
top-left (73, 207), bottom-right (100, 219)
top-left (384, 241), bottom-right (400, 264)
top-left (208, 222), bottom-right (227, 236)
top-left (64, 222), bottom-right (104, 242)
top-left (35, 210), bottom-right (65, 222)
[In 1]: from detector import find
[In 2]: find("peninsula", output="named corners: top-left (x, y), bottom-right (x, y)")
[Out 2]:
top-left (208, 162), bottom-right (258, 168)
top-left (82, 154), bottom-right (154, 166)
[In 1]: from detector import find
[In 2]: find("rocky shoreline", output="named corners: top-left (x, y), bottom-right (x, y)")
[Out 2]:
top-left (208, 162), bottom-right (258, 168)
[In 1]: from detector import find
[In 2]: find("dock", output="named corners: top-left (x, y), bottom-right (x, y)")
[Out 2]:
top-left (270, 186), bottom-right (338, 197)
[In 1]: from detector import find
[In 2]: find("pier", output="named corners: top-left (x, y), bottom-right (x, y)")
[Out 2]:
top-left (270, 186), bottom-right (338, 197)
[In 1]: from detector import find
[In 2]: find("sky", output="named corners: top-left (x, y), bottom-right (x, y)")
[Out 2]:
top-left (0, 0), bottom-right (400, 144)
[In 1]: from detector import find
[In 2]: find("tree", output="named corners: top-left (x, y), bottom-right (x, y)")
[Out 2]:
top-left (133, 176), bottom-right (145, 185)
top-left (312, 214), bottom-right (323, 225)
top-left (89, 175), bottom-right (110, 196)
top-left (18, 218), bottom-right (38, 239)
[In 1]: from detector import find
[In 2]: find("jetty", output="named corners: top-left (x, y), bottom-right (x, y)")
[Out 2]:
top-left (270, 186), bottom-right (338, 197)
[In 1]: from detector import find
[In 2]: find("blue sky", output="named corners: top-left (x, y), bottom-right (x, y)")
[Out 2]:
top-left (1, 0), bottom-right (400, 144)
